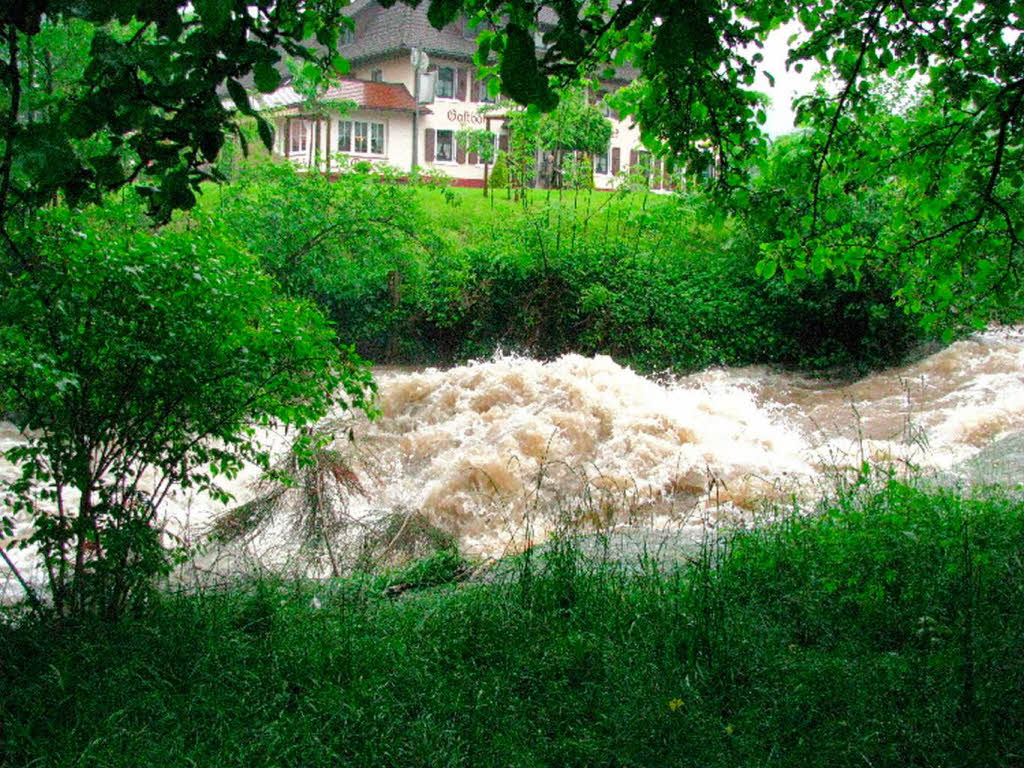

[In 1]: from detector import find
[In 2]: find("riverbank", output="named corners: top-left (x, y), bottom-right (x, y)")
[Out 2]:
top-left (3, 479), bottom-right (1022, 767)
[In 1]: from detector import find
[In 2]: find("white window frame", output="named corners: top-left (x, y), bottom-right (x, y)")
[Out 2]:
top-left (435, 129), bottom-right (456, 163)
top-left (436, 66), bottom-right (455, 100)
top-left (337, 118), bottom-right (387, 157)
top-left (288, 120), bottom-right (310, 155)
top-left (337, 120), bottom-right (352, 153)
top-left (370, 122), bottom-right (385, 155)
top-left (354, 121), bottom-right (369, 153)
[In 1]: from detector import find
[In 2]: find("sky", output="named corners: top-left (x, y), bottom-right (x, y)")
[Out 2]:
top-left (754, 22), bottom-right (822, 137)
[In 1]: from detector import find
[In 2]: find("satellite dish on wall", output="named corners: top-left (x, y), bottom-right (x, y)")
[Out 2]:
top-left (410, 48), bottom-right (429, 73)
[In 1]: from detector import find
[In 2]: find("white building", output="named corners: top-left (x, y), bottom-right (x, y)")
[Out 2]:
top-left (262, 0), bottom-right (675, 190)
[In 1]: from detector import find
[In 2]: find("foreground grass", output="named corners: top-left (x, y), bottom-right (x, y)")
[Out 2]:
top-left (3, 480), bottom-right (1023, 767)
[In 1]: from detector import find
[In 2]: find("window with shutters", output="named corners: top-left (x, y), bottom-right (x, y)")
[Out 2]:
top-left (634, 150), bottom-right (654, 184)
top-left (436, 129), bottom-right (455, 162)
top-left (595, 150), bottom-right (609, 175)
top-left (337, 119), bottom-right (386, 156)
top-left (437, 67), bottom-right (455, 99)
top-left (478, 77), bottom-right (496, 103)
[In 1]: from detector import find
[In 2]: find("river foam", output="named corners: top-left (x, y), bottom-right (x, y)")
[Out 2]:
top-left (4, 327), bottom-right (1024, 587)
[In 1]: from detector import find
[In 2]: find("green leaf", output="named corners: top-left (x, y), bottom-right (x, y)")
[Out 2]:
top-left (256, 116), bottom-right (274, 151)
top-left (332, 56), bottom-right (351, 75)
top-left (427, 0), bottom-right (462, 30)
top-left (756, 258), bottom-right (778, 279)
top-left (254, 61), bottom-right (282, 93)
top-left (194, 0), bottom-right (232, 35)
top-left (227, 79), bottom-right (253, 115)
top-left (198, 130), bottom-right (225, 163)
top-left (500, 25), bottom-right (559, 110)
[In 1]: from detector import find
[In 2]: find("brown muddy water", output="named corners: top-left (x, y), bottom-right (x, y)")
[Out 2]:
top-left (3, 327), bottom-right (1024, 590)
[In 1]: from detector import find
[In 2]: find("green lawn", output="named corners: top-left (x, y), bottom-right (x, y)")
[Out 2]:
top-left (413, 184), bottom-right (677, 247)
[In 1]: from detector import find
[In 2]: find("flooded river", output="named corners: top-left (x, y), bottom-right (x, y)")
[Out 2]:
top-left (3, 327), bottom-right (1024, 588)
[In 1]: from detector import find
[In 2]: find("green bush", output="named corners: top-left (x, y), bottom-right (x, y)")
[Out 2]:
top-left (210, 168), bottom-right (930, 373)
top-left (212, 162), bottom-right (437, 360)
top-left (488, 152), bottom-right (509, 192)
top-left (0, 201), bottom-right (373, 618)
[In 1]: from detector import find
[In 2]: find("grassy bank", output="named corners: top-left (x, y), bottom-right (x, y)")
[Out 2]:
top-left (202, 164), bottom-right (929, 375)
top-left (3, 480), bottom-right (1023, 767)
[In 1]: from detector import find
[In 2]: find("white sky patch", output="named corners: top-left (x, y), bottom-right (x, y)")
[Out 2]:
top-left (752, 21), bottom-right (822, 137)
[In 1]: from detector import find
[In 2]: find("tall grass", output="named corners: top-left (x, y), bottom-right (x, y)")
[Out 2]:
top-left (3, 480), bottom-right (1022, 767)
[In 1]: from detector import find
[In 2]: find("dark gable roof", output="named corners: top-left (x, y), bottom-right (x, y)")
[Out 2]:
top-left (339, 2), bottom-right (638, 81)
top-left (340, 1), bottom-right (477, 64)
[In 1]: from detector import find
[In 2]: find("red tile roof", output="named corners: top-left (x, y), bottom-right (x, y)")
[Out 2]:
top-left (322, 79), bottom-right (419, 111)
top-left (254, 78), bottom-right (423, 113)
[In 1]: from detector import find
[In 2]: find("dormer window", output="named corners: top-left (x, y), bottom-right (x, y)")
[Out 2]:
top-left (340, 25), bottom-right (356, 44)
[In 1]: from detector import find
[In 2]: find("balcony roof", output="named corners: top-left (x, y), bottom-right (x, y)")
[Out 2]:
top-left (256, 78), bottom-right (424, 114)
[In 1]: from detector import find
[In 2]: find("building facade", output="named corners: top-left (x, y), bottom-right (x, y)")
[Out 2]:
top-left (261, 0), bottom-right (674, 190)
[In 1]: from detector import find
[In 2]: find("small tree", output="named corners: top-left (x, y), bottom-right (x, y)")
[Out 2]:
top-left (455, 127), bottom-right (498, 196)
top-left (454, 128), bottom-right (497, 165)
top-left (504, 107), bottom-right (542, 201)
top-left (538, 89), bottom-right (612, 189)
top-left (488, 152), bottom-right (510, 194)
top-left (501, 89), bottom-right (612, 194)
top-left (0, 203), bottom-right (374, 617)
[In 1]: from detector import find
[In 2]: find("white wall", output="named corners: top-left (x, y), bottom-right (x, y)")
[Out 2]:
top-left (276, 109), bottom-right (414, 173)
top-left (276, 55), bottom-right (652, 186)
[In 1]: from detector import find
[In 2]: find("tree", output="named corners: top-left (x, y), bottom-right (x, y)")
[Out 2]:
top-left (537, 87), bottom-right (611, 188)
top-left (403, 0), bottom-right (1023, 325)
top-left (0, 1), bottom-right (351, 228)
top-left (0, 3), bottom-right (376, 616)
top-left (496, 89), bottom-right (611, 194)
top-left (0, 202), bottom-right (374, 617)
top-left (455, 126), bottom-right (498, 196)
top-left (751, 78), bottom-right (1023, 334)
top-left (488, 151), bottom-right (509, 193)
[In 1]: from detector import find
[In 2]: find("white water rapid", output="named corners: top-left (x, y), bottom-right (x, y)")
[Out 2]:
top-left (3, 327), bottom-right (1024, 590)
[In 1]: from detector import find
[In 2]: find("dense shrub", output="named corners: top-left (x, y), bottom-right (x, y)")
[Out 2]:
top-left (0, 201), bottom-right (372, 617)
top-left (212, 162), bottom-right (438, 360)
top-left (211, 164), bottom-right (929, 373)
top-left (401, 191), bottom-right (925, 372)
top-left (488, 152), bottom-right (509, 192)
